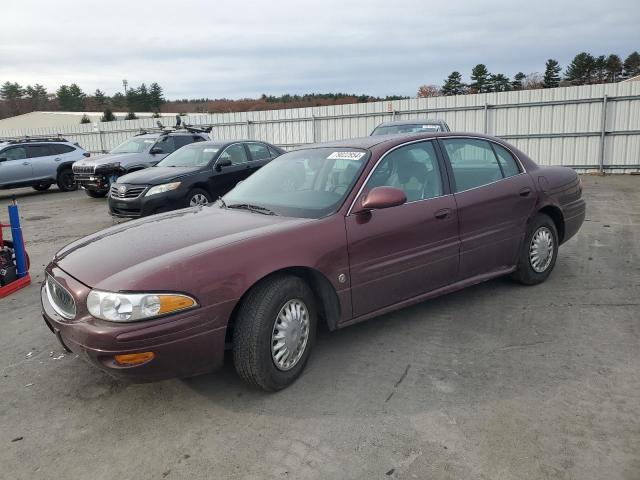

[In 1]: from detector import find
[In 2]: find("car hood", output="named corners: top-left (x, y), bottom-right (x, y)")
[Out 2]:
top-left (117, 166), bottom-right (202, 185)
top-left (54, 206), bottom-right (310, 289)
top-left (73, 152), bottom-right (143, 167)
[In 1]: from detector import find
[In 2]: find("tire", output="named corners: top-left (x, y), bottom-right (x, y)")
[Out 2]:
top-left (512, 213), bottom-right (559, 285)
top-left (56, 168), bottom-right (77, 192)
top-left (32, 183), bottom-right (51, 191)
top-left (2, 240), bottom-right (30, 271)
top-left (185, 188), bottom-right (211, 207)
top-left (233, 275), bottom-right (317, 391)
top-left (85, 188), bottom-right (108, 198)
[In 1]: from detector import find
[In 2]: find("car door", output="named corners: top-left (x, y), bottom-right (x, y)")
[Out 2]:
top-left (27, 144), bottom-right (59, 180)
top-left (0, 146), bottom-right (32, 186)
top-left (345, 140), bottom-right (460, 318)
top-left (439, 137), bottom-right (537, 280)
top-left (213, 143), bottom-right (252, 195)
top-left (245, 142), bottom-right (273, 173)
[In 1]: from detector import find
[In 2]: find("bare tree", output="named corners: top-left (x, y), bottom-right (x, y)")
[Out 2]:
top-left (417, 84), bottom-right (441, 98)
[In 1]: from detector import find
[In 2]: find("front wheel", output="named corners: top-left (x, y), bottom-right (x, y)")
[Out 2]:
top-left (512, 213), bottom-right (559, 285)
top-left (233, 275), bottom-right (317, 391)
top-left (186, 188), bottom-right (211, 207)
top-left (56, 168), bottom-right (77, 192)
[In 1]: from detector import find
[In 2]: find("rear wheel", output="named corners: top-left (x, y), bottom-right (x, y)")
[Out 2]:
top-left (512, 213), bottom-right (559, 285)
top-left (186, 188), bottom-right (211, 207)
top-left (56, 168), bottom-right (77, 192)
top-left (233, 275), bottom-right (317, 391)
top-left (32, 183), bottom-right (52, 191)
top-left (84, 188), bottom-right (108, 198)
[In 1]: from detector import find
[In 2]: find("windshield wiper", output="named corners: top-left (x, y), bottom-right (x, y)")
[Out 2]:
top-left (226, 203), bottom-right (277, 215)
top-left (217, 196), bottom-right (227, 209)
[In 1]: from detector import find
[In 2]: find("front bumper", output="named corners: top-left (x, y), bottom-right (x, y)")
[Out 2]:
top-left (108, 188), bottom-right (184, 218)
top-left (41, 265), bottom-right (230, 382)
top-left (74, 172), bottom-right (111, 191)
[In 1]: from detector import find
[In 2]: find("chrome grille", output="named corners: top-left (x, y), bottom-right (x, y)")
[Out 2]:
top-left (73, 165), bottom-right (94, 174)
top-left (45, 274), bottom-right (76, 320)
top-left (110, 184), bottom-right (147, 199)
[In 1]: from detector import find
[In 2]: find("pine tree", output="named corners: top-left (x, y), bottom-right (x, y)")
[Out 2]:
top-left (149, 83), bottom-right (165, 112)
top-left (543, 59), bottom-right (562, 88)
top-left (470, 64), bottom-right (490, 93)
top-left (441, 71), bottom-right (466, 96)
top-left (80, 114), bottom-right (91, 124)
top-left (488, 73), bottom-right (512, 92)
top-left (512, 72), bottom-right (526, 90)
top-left (125, 111), bottom-right (138, 120)
top-left (605, 54), bottom-right (623, 82)
top-left (593, 55), bottom-right (607, 84)
top-left (101, 108), bottom-right (116, 122)
top-left (622, 51), bottom-right (640, 79)
top-left (0, 81), bottom-right (25, 116)
top-left (94, 89), bottom-right (108, 107)
top-left (565, 52), bottom-right (596, 85)
top-left (111, 92), bottom-right (126, 108)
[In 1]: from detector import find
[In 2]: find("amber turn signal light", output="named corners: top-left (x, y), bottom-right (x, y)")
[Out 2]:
top-left (114, 352), bottom-right (155, 366)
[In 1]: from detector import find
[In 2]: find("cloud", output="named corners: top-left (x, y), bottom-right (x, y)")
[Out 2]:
top-left (0, 0), bottom-right (638, 98)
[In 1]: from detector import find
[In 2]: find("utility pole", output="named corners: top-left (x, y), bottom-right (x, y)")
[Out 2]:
top-left (122, 79), bottom-right (128, 94)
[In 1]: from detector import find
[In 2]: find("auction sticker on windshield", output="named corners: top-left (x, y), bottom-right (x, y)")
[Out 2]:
top-left (327, 151), bottom-right (366, 161)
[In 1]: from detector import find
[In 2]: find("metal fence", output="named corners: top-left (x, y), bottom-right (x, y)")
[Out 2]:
top-left (1, 82), bottom-right (639, 172)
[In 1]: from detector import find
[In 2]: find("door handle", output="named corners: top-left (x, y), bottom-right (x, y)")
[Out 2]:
top-left (434, 208), bottom-right (452, 219)
top-left (519, 187), bottom-right (532, 197)
top-left (54, 157), bottom-right (62, 162)
top-left (22, 162), bottom-right (30, 166)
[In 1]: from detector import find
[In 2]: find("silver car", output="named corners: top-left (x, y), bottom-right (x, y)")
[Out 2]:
top-left (0, 137), bottom-right (88, 192)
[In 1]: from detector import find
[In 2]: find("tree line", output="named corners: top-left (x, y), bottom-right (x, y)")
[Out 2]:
top-left (0, 81), bottom-right (165, 122)
top-left (419, 51), bottom-right (640, 97)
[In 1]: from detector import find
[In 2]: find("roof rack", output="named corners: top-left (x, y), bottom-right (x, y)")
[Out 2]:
top-left (0, 134), bottom-right (69, 144)
top-left (134, 122), bottom-right (214, 137)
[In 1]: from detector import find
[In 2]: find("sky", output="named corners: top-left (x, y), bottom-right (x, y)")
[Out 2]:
top-left (1, 0), bottom-right (638, 100)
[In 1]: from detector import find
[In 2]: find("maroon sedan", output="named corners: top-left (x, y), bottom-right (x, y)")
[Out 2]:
top-left (42, 132), bottom-right (585, 390)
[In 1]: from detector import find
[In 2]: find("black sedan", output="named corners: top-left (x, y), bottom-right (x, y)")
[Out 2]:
top-left (108, 140), bottom-right (284, 218)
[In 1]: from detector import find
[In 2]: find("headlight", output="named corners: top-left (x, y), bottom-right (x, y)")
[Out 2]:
top-left (86, 290), bottom-right (197, 322)
top-left (146, 182), bottom-right (181, 196)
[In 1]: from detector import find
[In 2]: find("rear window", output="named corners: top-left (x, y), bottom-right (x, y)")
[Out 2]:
top-left (372, 124), bottom-right (442, 136)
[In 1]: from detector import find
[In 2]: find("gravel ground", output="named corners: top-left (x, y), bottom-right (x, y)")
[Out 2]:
top-left (1, 175), bottom-right (639, 480)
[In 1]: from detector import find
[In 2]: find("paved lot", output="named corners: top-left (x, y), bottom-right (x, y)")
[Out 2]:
top-left (1, 176), bottom-right (639, 480)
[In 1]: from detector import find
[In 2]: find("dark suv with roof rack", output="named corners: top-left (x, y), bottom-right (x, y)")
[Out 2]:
top-left (0, 137), bottom-right (89, 192)
top-left (72, 125), bottom-right (212, 198)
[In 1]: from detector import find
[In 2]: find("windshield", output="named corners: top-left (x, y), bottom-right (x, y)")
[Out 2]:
top-left (110, 137), bottom-right (156, 154)
top-left (223, 147), bottom-right (369, 218)
top-left (371, 124), bottom-right (442, 136)
top-left (156, 144), bottom-right (220, 167)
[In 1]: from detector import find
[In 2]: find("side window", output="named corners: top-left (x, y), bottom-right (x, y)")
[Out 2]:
top-left (218, 143), bottom-right (248, 166)
top-left (52, 144), bottom-right (76, 154)
top-left (441, 139), bottom-right (503, 192)
top-left (192, 136), bottom-right (206, 143)
top-left (1, 147), bottom-right (27, 160)
top-left (173, 136), bottom-right (194, 150)
top-left (247, 143), bottom-right (271, 161)
top-left (492, 143), bottom-right (520, 178)
top-left (27, 145), bottom-right (55, 158)
top-left (153, 136), bottom-right (176, 154)
top-left (268, 146), bottom-right (282, 158)
top-left (366, 141), bottom-right (443, 202)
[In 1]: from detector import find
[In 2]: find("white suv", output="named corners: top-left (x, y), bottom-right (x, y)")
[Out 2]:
top-left (0, 137), bottom-right (89, 192)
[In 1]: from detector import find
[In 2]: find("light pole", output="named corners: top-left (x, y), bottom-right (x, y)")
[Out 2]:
top-left (122, 79), bottom-right (128, 94)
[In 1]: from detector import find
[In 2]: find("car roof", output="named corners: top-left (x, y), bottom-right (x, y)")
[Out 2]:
top-left (191, 139), bottom-right (275, 148)
top-left (374, 118), bottom-right (447, 127)
top-left (295, 131), bottom-right (504, 151)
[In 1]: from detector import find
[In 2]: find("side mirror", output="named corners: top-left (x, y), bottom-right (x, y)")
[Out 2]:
top-left (150, 147), bottom-right (163, 155)
top-left (215, 157), bottom-right (232, 171)
top-left (352, 186), bottom-right (406, 214)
